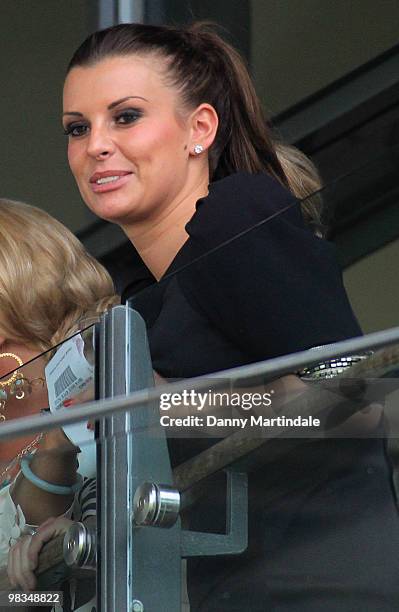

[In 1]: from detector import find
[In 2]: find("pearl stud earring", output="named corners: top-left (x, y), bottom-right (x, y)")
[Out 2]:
top-left (193, 144), bottom-right (204, 155)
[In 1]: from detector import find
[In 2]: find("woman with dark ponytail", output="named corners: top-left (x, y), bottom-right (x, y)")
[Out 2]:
top-left (20, 21), bottom-right (396, 610)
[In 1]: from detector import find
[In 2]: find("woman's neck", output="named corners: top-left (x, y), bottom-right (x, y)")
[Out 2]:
top-left (123, 176), bottom-right (209, 280)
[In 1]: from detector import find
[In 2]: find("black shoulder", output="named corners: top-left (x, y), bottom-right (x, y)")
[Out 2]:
top-left (186, 171), bottom-right (304, 247)
top-left (175, 172), bottom-right (361, 360)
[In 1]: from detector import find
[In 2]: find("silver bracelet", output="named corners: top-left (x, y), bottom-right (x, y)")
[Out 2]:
top-left (298, 346), bottom-right (373, 380)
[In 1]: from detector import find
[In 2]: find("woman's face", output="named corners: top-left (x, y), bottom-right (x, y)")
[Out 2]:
top-left (63, 55), bottom-right (196, 226)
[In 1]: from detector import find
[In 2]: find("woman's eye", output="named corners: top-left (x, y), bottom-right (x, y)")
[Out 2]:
top-left (115, 109), bottom-right (142, 125)
top-left (63, 123), bottom-right (89, 137)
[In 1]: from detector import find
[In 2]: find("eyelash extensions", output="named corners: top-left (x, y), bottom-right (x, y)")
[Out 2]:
top-left (63, 108), bottom-right (143, 138)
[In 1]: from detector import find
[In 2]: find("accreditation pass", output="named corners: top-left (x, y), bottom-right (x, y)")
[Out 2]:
top-left (0, 591), bottom-right (63, 607)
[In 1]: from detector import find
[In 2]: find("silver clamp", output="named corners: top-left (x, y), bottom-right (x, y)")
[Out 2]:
top-left (133, 482), bottom-right (180, 528)
top-left (63, 521), bottom-right (97, 570)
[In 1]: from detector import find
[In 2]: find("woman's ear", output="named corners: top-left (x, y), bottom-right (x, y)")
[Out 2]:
top-left (188, 103), bottom-right (219, 155)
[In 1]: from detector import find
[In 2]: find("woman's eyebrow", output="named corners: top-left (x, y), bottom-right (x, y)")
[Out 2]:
top-left (108, 95), bottom-right (149, 109)
top-left (63, 96), bottom-right (149, 117)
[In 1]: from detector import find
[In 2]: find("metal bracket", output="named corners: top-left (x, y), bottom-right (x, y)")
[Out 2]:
top-left (181, 470), bottom-right (248, 558)
top-left (98, 306), bottom-right (181, 612)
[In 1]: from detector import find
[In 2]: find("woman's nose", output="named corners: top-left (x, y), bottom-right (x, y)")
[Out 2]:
top-left (86, 126), bottom-right (115, 160)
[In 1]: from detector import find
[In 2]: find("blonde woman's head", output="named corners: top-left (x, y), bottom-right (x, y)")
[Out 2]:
top-left (0, 198), bottom-right (118, 351)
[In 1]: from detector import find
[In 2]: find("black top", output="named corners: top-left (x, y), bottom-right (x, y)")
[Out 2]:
top-left (124, 173), bottom-right (399, 611)
top-left (126, 172), bottom-right (361, 377)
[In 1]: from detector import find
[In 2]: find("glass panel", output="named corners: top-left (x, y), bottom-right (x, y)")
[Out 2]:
top-left (123, 152), bottom-right (399, 609)
top-left (128, 144), bottom-right (399, 343)
top-left (1, 152), bottom-right (399, 608)
top-left (0, 327), bottom-right (97, 607)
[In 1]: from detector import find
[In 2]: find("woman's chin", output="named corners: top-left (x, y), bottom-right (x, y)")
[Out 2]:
top-left (85, 197), bottom-right (138, 226)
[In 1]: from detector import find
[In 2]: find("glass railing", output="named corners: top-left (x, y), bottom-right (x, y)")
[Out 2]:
top-left (126, 149), bottom-right (399, 611)
top-left (1, 152), bottom-right (399, 611)
top-left (1, 323), bottom-right (399, 610)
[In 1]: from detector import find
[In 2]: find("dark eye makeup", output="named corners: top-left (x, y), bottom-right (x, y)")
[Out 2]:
top-left (114, 108), bottom-right (143, 124)
top-left (63, 107), bottom-right (143, 137)
top-left (63, 122), bottom-right (89, 138)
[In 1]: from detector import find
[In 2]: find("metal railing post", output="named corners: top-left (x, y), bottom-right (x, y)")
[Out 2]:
top-left (97, 305), bottom-right (181, 612)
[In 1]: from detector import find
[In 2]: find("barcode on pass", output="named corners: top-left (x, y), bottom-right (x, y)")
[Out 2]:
top-left (54, 365), bottom-right (78, 397)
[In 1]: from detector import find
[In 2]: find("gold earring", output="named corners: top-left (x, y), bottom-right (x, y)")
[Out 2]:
top-left (0, 352), bottom-right (23, 386)
top-left (0, 352), bottom-right (24, 419)
top-left (9, 373), bottom-right (26, 400)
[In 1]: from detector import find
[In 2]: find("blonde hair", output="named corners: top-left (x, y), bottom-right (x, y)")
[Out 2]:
top-left (275, 143), bottom-right (324, 237)
top-left (0, 198), bottom-right (118, 351)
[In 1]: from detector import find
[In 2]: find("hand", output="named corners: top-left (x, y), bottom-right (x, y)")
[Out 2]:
top-left (7, 516), bottom-right (73, 591)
